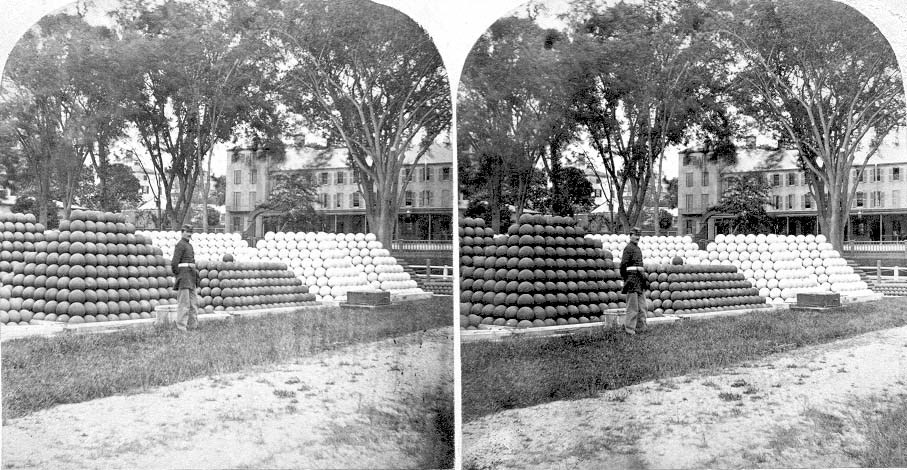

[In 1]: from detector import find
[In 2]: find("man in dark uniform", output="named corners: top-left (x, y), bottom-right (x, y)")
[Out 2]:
top-left (619, 226), bottom-right (648, 335)
top-left (172, 224), bottom-right (199, 331)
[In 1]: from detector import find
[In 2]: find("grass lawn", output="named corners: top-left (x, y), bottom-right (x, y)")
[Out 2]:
top-left (858, 395), bottom-right (907, 467)
top-left (461, 297), bottom-right (907, 423)
top-left (3, 296), bottom-right (452, 421)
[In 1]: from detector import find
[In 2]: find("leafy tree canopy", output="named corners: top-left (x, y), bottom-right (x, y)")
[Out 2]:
top-left (705, 173), bottom-right (773, 234)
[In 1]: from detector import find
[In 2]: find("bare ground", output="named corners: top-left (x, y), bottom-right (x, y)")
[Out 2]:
top-left (463, 325), bottom-right (907, 470)
top-left (2, 327), bottom-right (454, 470)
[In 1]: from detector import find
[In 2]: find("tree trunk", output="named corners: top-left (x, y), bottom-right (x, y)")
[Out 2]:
top-left (203, 151), bottom-right (213, 233)
top-left (38, 194), bottom-right (49, 227)
top-left (489, 155), bottom-right (503, 233)
top-left (827, 190), bottom-right (844, 252)
top-left (549, 140), bottom-right (563, 215)
top-left (654, 151), bottom-right (664, 236)
top-left (366, 197), bottom-right (397, 250)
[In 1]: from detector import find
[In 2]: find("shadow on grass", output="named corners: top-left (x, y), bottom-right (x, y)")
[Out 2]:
top-left (3, 297), bottom-right (451, 421)
top-left (462, 297), bottom-right (907, 422)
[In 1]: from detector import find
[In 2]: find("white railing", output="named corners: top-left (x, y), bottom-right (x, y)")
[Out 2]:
top-left (391, 240), bottom-right (453, 251)
top-left (858, 263), bottom-right (906, 283)
top-left (844, 241), bottom-right (907, 252)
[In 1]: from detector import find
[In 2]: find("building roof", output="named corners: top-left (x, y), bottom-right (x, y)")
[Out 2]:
top-left (681, 127), bottom-right (907, 173)
top-left (231, 138), bottom-right (452, 172)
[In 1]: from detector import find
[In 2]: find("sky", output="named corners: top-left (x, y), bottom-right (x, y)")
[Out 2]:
top-left (0, 0), bottom-right (906, 179)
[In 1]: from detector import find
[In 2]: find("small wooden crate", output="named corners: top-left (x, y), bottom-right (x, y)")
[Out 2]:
top-left (796, 292), bottom-right (841, 308)
top-left (346, 290), bottom-right (391, 306)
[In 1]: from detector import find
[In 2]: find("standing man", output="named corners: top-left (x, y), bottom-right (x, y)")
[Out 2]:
top-left (172, 224), bottom-right (199, 331)
top-left (619, 226), bottom-right (648, 335)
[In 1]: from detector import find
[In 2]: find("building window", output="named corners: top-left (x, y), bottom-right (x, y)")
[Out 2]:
top-left (319, 172), bottom-right (329, 185)
top-left (893, 190), bottom-right (901, 207)
top-left (233, 191), bottom-right (241, 208)
top-left (700, 194), bottom-right (709, 210)
top-left (250, 169), bottom-right (257, 185)
top-left (803, 194), bottom-right (812, 209)
top-left (772, 195), bottom-right (781, 209)
top-left (404, 191), bottom-right (414, 206)
top-left (787, 194), bottom-right (794, 209)
top-left (335, 171), bottom-right (345, 185)
top-left (684, 194), bottom-right (693, 209)
top-left (420, 190), bottom-right (433, 207)
top-left (232, 216), bottom-right (242, 232)
top-left (871, 191), bottom-right (884, 208)
top-left (402, 168), bottom-right (413, 183)
top-left (351, 192), bottom-right (361, 208)
top-left (441, 167), bottom-right (451, 181)
top-left (772, 174), bottom-right (781, 186)
top-left (685, 219), bottom-right (695, 234)
top-left (425, 167), bottom-right (433, 181)
top-left (787, 173), bottom-right (796, 186)
top-left (893, 167), bottom-right (901, 181)
top-left (441, 189), bottom-right (451, 205)
top-left (352, 170), bottom-right (360, 184)
top-left (249, 191), bottom-right (256, 206)
top-left (685, 172), bottom-right (694, 187)
top-left (872, 167), bottom-right (883, 182)
top-left (233, 170), bottom-right (242, 185)
top-left (855, 191), bottom-right (865, 208)
top-left (855, 168), bottom-right (865, 182)
top-left (594, 189), bottom-right (603, 198)
top-left (417, 167), bottom-right (426, 182)
top-left (701, 171), bottom-right (709, 186)
top-left (334, 193), bottom-right (342, 208)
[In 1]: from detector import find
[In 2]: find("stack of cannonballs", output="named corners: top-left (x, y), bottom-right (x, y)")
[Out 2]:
top-left (698, 233), bottom-right (872, 301)
top-left (142, 231), bottom-right (255, 262)
top-left (644, 260), bottom-right (768, 316)
top-left (254, 231), bottom-right (423, 302)
top-left (196, 260), bottom-right (317, 312)
top-left (459, 214), bottom-right (624, 330)
top-left (0, 212), bottom-right (45, 326)
top-left (1, 210), bottom-right (176, 325)
top-left (875, 283), bottom-right (907, 296)
top-left (588, 234), bottom-right (703, 265)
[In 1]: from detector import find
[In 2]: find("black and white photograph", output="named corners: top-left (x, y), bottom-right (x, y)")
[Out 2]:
top-left (458, 0), bottom-right (907, 468)
top-left (0, 0), bottom-right (453, 468)
top-left (3, 0), bottom-right (907, 469)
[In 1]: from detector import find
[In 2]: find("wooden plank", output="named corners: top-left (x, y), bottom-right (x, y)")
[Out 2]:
top-left (675, 304), bottom-right (785, 321)
top-left (461, 314), bottom-right (681, 342)
top-left (227, 305), bottom-right (327, 319)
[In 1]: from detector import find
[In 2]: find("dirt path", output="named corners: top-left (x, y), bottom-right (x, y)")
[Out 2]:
top-left (2, 327), bottom-right (454, 470)
top-left (463, 325), bottom-right (907, 469)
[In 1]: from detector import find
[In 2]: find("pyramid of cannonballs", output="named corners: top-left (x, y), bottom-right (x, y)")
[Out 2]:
top-left (141, 230), bottom-right (256, 262)
top-left (459, 214), bottom-right (625, 329)
top-left (196, 260), bottom-right (317, 312)
top-left (695, 233), bottom-right (871, 302)
top-left (255, 231), bottom-right (423, 302)
top-left (0, 212), bottom-right (45, 326)
top-left (3, 210), bottom-right (177, 324)
top-left (643, 262), bottom-right (769, 316)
